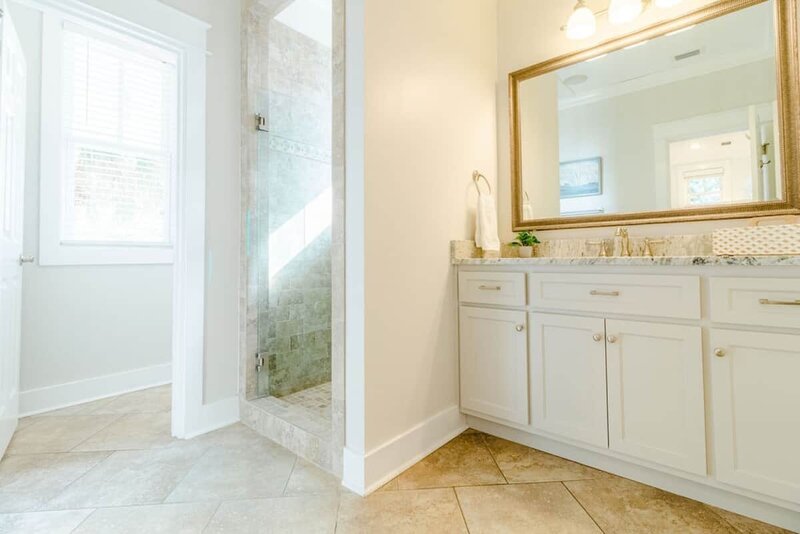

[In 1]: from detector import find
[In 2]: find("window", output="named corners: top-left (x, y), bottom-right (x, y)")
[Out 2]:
top-left (684, 172), bottom-right (724, 206)
top-left (40, 17), bottom-right (179, 265)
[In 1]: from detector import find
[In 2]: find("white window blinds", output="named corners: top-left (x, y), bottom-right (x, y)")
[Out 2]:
top-left (60, 25), bottom-right (177, 245)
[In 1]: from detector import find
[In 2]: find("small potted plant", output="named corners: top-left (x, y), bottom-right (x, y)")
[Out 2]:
top-left (510, 231), bottom-right (540, 258)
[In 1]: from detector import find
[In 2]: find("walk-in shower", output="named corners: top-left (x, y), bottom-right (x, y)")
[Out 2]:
top-left (240, 0), bottom-right (343, 474)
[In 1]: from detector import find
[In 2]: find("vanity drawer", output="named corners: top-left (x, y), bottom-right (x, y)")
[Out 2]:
top-left (458, 272), bottom-right (526, 306)
top-left (710, 277), bottom-right (800, 329)
top-left (528, 273), bottom-right (700, 319)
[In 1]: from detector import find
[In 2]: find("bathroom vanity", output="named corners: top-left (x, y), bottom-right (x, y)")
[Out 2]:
top-left (454, 254), bottom-right (800, 522)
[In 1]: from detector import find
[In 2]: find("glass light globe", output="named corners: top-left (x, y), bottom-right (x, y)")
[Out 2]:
top-left (609, 0), bottom-right (643, 25)
top-left (655, 0), bottom-right (683, 7)
top-left (566, 3), bottom-right (597, 40)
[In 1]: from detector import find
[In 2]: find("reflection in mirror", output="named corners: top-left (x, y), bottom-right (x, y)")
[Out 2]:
top-left (518, 0), bottom-right (781, 221)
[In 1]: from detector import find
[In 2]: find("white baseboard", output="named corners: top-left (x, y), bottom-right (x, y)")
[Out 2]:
top-left (19, 363), bottom-right (172, 417)
top-left (182, 395), bottom-right (240, 439)
top-left (467, 415), bottom-right (800, 533)
top-left (343, 405), bottom-right (467, 496)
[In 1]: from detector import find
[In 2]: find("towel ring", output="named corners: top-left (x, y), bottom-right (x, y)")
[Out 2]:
top-left (472, 171), bottom-right (492, 195)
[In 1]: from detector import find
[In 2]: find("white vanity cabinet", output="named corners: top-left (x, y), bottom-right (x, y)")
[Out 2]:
top-left (458, 306), bottom-right (529, 426)
top-left (605, 319), bottom-right (706, 475)
top-left (709, 329), bottom-right (800, 504)
top-left (707, 276), bottom-right (800, 504)
top-left (529, 313), bottom-right (608, 448)
top-left (457, 265), bottom-right (800, 527)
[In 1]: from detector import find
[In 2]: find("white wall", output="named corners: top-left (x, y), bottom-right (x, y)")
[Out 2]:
top-left (157, 0), bottom-right (242, 405)
top-left (14, 0), bottom-right (241, 413)
top-left (495, 0), bottom-right (785, 240)
top-left (14, 3), bottom-right (173, 411)
top-left (345, 0), bottom-right (498, 491)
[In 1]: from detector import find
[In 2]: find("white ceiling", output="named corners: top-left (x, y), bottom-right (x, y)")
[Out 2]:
top-left (556, 1), bottom-right (776, 108)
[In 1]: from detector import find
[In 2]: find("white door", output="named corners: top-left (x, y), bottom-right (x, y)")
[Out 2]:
top-left (530, 313), bottom-right (608, 448)
top-left (606, 320), bottom-right (706, 475)
top-left (710, 329), bottom-right (800, 503)
top-left (459, 306), bottom-right (529, 425)
top-left (0, 2), bottom-right (26, 458)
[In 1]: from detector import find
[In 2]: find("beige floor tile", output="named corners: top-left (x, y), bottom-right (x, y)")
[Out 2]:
top-left (0, 509), bottom-right (94, 534)
top-left (6, 415), bottom-right (118, 455)
top-left (395, 434), bottom-right (505, 489)
top-left (709, 506), bottom-right (796, 534)
top-left (73, 413), bottom-right (176, 451)
top-left (165, 440), bottom-right (296, 503)
top-left (0, 452), bottom-right (109, 513)
top-left (284, 459), bottom-right (340, 496)
top-left (32, 397), bottom-right (119, 418)
top-left (483, 435), bottom-right (607, 483)
top-left (190, 423), bottom-right (271, 450)
top-left (337, 488), bottom-right (467, 534)
top-left (46, 446), bottom-right (206, 509)
top-left (72, 502), bottom-right (218, 534)
top-left (565, 477), bottom-right (738, 534)
top-left (14, 418), bottom-right (36, 431)
top-left (456, 482), bottom-right (602, 534)
top-left (205, 495), bottom-right (338, 534)
top-left (375, 478), bottom-right (399, 492)
top-left (91, 386), bottom-right (171, 415)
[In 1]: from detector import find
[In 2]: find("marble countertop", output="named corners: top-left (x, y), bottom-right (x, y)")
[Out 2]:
top-left (452, 255), bottom-right (800, 267)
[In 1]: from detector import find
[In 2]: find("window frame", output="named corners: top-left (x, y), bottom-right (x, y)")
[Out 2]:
top-left (39, 11), bottom-right (181, 265)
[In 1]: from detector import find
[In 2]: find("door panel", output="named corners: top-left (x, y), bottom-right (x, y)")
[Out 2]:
top-left (530, 313), bottom-right (608, 448)
top-left (710, 329), bottom-right (800, 503)
top-left (0, 2), bottom-right (26, 458)
top-left (459, 306), bottom-right (529, 425)
top-left (606, 320), bottom-right (706, 475)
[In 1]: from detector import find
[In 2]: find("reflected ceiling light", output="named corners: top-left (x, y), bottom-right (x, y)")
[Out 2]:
top-left (566, 1), bottom-right (597, 40)
top-left (609, 0), bottom-right (643, 25)
top-left (655, 0), bottom-right (684, 7)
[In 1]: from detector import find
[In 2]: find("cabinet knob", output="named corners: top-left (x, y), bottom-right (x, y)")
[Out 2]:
top-left (606, 335), bottom-right (618, 344)
top-left (592, 333), bottom-right (603, 342)
top-left (515, 325), bottom-right (525, 333)
top-left (714, 348), bottom-right (727, 358)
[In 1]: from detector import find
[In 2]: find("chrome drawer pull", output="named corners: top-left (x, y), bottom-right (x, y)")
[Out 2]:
top-left (590, 290), bottom-right (620, 297)
top-left (759, 298), bottom-right (800, 307)
top-left (478, 285), bottom-right (502, 291)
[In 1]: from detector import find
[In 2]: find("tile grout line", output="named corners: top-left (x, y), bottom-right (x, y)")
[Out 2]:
top-left (705, 505), bottom-right (747, 534)
top-left (67, 508), bottom-right (97, 534)
top-left (452, 487), bottom-right (472, 534)
top-left (281, 455), bottom-right (300, 496)
top-left (200, 501), bottom-right (224, 533)
top-left (479, 433), bottom-right (509, 485)
top-left (66, 413), bottom-right (127, 453)
top-left (561, 482), bottom-right (607, 534)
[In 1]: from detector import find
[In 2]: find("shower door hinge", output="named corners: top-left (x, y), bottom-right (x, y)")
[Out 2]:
top-left (256, 114), bottom-right (269, 132)
top-left (255, 353), bottom-right (266, 373)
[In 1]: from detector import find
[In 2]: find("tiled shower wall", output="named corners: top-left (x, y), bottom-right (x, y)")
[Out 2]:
top-left (254, 4), bottom-right (333, 398)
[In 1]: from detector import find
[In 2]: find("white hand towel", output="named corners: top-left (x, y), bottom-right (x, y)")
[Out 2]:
top-left (475, 191), bottom-right (500, 252)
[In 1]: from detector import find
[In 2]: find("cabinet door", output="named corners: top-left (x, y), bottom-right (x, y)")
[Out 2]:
top-left (606, 320), bottom-right (706, 475)
top-left (710, 329), bottom-right (800, 503)
top-left (459, 307), bottom-right (528, 425)
top-left (530, 313), bottom-right (608, 448)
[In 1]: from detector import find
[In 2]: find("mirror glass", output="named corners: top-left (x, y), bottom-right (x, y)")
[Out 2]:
top-left (517, 1), bottom-right (781, 221)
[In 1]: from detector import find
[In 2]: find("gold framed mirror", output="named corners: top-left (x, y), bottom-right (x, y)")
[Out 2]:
top-left (510, 0), bottom-right (800, 230)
